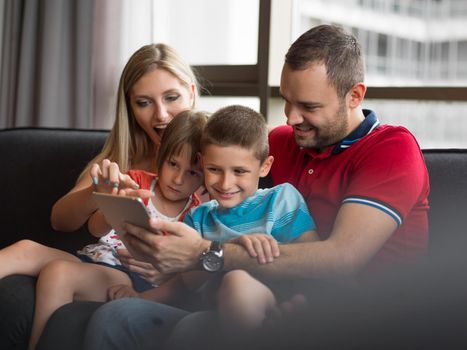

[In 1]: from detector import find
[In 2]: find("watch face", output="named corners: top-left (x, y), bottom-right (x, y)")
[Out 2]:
top-left (202, 251), bottom-right (224, 272)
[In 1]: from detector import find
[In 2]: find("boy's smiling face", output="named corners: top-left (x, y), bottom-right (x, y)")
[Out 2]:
top-left (201, 144), bottom-right (273, 209)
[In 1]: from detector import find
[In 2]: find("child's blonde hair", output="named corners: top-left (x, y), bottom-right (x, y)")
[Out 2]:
top-left (157, 110), bottom-right (208, 173)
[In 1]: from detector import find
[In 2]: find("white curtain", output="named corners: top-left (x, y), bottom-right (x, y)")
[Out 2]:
top-left (1, 0), bottom-right (90, 128)
top-left (0, 0), bottom-right (124, 129)
top-left (91, 0), bottom-right (123, 129)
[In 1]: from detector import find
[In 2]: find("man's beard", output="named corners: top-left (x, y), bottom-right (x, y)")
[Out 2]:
top-left (294, 102), bottom-right (349, 150)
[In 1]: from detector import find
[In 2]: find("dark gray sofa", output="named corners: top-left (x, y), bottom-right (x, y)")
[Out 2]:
top-left (1, 127), bottom-right (467, 348)
top-left (2, 127), bottom-right (466, 256)
top-left (1, 127), bottom-right (107, 252)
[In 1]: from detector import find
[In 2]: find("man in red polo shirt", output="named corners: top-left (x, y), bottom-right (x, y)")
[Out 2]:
top-left (269, 24), bottom-right (429, 275)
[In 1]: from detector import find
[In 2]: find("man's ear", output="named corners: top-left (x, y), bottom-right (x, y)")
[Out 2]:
top-left (259, 155), bottom-right (274, 177)
top-left (348, 82), bottom-right (366, 109)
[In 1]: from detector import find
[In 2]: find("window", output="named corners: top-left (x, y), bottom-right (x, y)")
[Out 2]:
top-left (150, 0), bottom-right (259, 65)
top-left (266, 0), bottom-right (467, 148)
top-left (115, 0), bottom-right (467, 148)
top-left (119, 0), bottom-right (265, 116)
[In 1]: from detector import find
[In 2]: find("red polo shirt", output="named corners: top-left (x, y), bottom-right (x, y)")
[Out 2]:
top-left (269, 110), bottom-right (429, 270)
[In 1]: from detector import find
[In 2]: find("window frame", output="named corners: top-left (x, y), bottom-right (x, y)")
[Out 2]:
top-left (195, 0), bottom-right (467, 121)
top-left (193, 0), bottom-right (271, 116)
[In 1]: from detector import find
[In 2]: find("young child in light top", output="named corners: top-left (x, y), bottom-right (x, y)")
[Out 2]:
top-left (80, 110), bottom-right (207, 285)
top-left (0, 110), bottom-right (207, 350)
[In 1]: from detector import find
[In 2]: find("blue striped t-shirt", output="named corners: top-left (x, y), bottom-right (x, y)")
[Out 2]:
top-left (183, 183), bottom-right (316, 243)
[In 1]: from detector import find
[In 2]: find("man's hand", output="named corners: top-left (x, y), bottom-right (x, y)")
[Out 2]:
top-left (116, 249), bottom-right (172, 285)
top-left (228, 234), bottom-right (280, 264)
top-left (107, 284), bottom-right (140, 300)
top-left (122, 219), bottom-right (211, 274)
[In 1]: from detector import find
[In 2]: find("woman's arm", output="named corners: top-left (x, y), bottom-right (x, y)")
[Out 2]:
top-left (50, 176), bottom-right (99, 232)
top-left (87, 210), bottom-right (113, 237)
top-left (51, 159), bottom-right (142, 232)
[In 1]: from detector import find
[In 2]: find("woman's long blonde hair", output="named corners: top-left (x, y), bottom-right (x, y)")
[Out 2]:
top-left (79, 43), bottom-right (199, 180)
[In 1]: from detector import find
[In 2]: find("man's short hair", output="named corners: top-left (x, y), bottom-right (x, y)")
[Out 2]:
top-left (285, 24), bottom-right (364, 99)
top-left (201, 105), bottom-right (269, 163)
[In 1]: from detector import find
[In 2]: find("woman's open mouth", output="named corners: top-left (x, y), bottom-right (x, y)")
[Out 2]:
top-left (153, 126), bottom-right (167, 138)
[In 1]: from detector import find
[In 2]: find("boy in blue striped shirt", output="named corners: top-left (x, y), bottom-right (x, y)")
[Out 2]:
top-left (182, 104), bottom-right (319, 334)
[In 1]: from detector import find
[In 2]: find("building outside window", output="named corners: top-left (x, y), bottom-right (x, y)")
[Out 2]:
top-left (286, 0), bottom-right (467, 148)
top-left (118, 0), bottom-right (261, 114)
top-left (117, 0), bottom-right (467, 148)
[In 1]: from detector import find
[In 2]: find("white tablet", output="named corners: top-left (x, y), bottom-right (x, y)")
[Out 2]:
top-left (92, 192), bottom-right (152, 233)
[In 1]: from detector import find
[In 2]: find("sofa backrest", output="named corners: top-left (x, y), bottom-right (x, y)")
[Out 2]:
top-left (1, 127), bottom-right (466, 259)
top-left (423, 149), bottom-right (467, 259)
top-left (0, 128), bottom-right (109, 253)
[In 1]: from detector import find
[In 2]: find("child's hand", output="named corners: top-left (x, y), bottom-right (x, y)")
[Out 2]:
top-left (118, 188), bottom-right (154, 201)
top-left (228, 234), bottom-right (280, 264)
top-left (90, 159), bottom-right (139, 195)
top-left (107, 284), bottom-right (140, 300)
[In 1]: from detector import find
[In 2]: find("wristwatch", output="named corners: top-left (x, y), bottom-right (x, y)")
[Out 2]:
top-left (200, 241), bottom-right (224, 272)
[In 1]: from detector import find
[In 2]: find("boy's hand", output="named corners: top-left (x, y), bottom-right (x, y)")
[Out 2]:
top-left (228, 234), bottom-right (280, 264)
top-left (90, 159), bottom-right (140, 194)
top-left (107, 284), bottom-right (140, 300)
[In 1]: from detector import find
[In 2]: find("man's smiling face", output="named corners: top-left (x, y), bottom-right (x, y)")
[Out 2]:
top-left (280, 62), bottom-right (350, 151)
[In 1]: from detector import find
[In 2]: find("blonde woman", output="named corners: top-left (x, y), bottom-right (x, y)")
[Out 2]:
top-left (51, 43), bottom-right (200, 284)
top-left (52, 43), bottom-right (199, 232)
top-left (0, 43), bottom-right (201, 350)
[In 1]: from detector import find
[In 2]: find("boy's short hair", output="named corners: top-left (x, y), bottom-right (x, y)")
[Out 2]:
top-left (201, 105), bottom-right (269, 163)
top-left (157, 110), bottom-right (208, 173)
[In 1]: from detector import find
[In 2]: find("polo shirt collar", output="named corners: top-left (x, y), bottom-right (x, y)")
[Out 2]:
top-left (304, 109), bottom-right (380, 158)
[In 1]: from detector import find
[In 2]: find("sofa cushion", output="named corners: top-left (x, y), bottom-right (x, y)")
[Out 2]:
top-left (0, 127), bottom-right (108, 253)
top-left (423, 149), bottom-right (467, 259)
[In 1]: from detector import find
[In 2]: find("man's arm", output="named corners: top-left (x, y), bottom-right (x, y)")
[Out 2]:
top-left (221, 229), bottom-right (318, 265)
top-left (123, 203), bottom-right (396, 279)
top-left (223, 203), bottom-right (396, 279)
